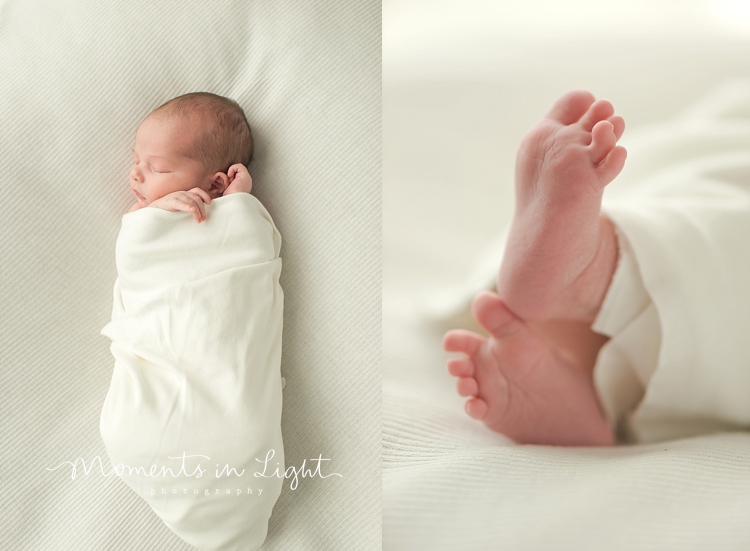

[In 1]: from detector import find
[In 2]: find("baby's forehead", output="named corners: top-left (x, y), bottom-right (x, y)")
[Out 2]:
top-left (138, 113), bottom-right (206, 151)
top-left (149, 111), bottom-right (203, 135)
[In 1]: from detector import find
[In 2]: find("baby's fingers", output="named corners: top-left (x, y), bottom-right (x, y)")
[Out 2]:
top-left (228, 163), bottom-right (245, 178)
top-left (189, 195), bottom-right (206, 222)
top-left (171, 196), bottom-right (204, 223)
top-left (189, 187), bottom-right (212, 205)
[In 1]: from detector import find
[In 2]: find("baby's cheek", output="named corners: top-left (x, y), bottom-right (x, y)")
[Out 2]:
top-left (152, 181), bottom-right (176, 202)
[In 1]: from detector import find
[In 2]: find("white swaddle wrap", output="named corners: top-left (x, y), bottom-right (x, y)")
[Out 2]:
top-left (99, 192), bottom-right (284, 551)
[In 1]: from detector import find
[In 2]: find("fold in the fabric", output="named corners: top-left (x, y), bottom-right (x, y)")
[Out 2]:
top-left (600, 162), bottom-right (750, 443)
top-left (594, 89), bottom-right (750, 441)
top-left (100, 193), bottom-right (285, 551)
top-left (591, 222), bottom-right (660, 441)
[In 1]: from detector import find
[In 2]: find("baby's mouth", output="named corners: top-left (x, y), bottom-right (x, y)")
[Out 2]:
top-left (132, 188), bottom-right (146, 202)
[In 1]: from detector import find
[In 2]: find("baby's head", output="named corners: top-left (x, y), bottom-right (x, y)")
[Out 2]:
top-left (129, 92), bottom-right (254, 205)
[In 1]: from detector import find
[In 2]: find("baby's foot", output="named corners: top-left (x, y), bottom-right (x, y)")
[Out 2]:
top-left (498, 90), bottom-right (626, 323)
top-left (443, 291), bottom-right (614, 446)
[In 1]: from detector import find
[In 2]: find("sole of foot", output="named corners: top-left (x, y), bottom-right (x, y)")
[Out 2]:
top-left (443, 290), bottom-right (615, 446)
top-left (497, 90), bottom-right (626, 323)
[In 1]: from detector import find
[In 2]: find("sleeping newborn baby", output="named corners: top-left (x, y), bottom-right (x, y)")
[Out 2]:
top-left (127, 92), bottom-right (254, 217)
top-left (100, 92), bottom-right (284, 550)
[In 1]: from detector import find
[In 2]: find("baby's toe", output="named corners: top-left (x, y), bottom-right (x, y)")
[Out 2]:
top-left (447, 357), bottom-right (474, 377)
top-left (456, 377), bottom-right (479, 397)
top-left (608, 115), bottom-right (625, 141)
top-left (465, 398), bottom-right (488, 419)
top-left (544, 90), bottom-right (596, 125)
top-left (579, 99), bottom-right (615, 132)
top-left (595, 145), bottom-right (627, 184)
top-left (443, 329), bottom-right (486, 356)
top-left (471, 291), bottom-right (524, 340)
top-left (589, 120), bottom-right (617, 166)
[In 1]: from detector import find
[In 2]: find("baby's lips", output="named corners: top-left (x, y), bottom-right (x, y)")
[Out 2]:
top-left (131, 188), bottom-right (147, 202)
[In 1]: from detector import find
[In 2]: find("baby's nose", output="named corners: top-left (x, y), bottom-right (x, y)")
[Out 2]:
top-left (130, 165), bottom-right (142, 182)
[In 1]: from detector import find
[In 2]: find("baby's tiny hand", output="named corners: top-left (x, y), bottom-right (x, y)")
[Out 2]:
top-left (149, 187), bottom-right (212, 223)
top-left (224, 164), bottom-right (253, 195)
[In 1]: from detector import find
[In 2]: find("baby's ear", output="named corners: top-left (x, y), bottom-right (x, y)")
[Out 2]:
top-left (209, 172), bottom-right (229, 197)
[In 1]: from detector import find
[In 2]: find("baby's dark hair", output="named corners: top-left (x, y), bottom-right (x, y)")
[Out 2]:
top-left (150, 92), bottom-right (254, 174)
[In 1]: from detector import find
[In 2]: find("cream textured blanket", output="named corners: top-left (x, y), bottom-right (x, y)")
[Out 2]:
top-left (99, 193), bottom-right (284, 551)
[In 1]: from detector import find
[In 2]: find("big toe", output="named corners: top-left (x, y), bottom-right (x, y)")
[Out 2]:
top-left (471, 291), bottom-right (524, 340)
top-left (545, 90), bottom-right (596, 125)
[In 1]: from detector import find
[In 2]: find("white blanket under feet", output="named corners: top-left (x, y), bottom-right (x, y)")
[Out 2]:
top-left (99, 193), bottom-right (285, 551)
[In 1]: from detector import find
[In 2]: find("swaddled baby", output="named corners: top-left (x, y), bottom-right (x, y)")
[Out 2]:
top-left (100, 92), bottom-right (285, 551)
